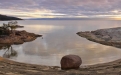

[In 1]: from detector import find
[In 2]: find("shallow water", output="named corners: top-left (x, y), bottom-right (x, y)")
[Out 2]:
top-left (0, 20), bottom-right (121, 66)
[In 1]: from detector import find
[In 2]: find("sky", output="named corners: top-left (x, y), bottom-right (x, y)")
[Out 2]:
top-left (1, 0), bottom-right (121, 19)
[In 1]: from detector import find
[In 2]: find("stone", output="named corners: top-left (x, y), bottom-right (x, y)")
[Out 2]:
top-left (77, 27), bottom-right (121, 48)
top-left (60, 55), bottom-right (82, 70)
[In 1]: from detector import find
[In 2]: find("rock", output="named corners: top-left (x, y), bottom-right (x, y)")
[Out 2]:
top-left (60, 55), bottom-right (82, 70)
top-left (77, 27), bottom-right (121, 48)
top-left (0, 30), bottom-right (42, 44)
top-left (35, 34), bottom-right (42, 37)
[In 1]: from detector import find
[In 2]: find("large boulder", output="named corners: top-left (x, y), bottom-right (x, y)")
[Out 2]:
top-left (60, 55), bottom-right (82, 70)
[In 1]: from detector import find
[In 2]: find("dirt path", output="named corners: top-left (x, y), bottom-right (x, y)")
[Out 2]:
top-left (0, 56), bottom-right (121, 75)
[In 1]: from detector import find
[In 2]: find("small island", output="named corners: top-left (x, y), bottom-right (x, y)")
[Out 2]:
top-left (0, 21), bottom-right (42, 44)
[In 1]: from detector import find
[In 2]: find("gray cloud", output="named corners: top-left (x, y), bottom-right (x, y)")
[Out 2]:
top-left (0, 0), bottom-right (121, 18)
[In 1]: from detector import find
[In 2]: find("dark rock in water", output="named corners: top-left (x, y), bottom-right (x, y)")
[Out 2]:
top-left (60, 55), bottom-right (82, 70)
top-left (77, 27), bottom-right (121, 48)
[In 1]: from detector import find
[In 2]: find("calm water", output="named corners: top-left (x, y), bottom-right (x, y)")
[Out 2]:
top-left (0, 20), bottom-right (121, 66)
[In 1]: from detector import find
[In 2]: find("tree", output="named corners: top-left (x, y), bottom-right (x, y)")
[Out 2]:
top-left (0, 23), bottom-right (10, 35)
top-left (8, 21), bottom-right (18, 33)
top-left (0, 21), bottom-right (24, 36)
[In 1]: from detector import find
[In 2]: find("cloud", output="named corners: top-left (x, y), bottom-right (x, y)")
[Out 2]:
top-left (0, 0), bottom-right (121, 18)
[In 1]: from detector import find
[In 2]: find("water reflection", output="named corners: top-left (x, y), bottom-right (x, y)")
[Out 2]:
top-left (0, 44), bottom-right (17, 58)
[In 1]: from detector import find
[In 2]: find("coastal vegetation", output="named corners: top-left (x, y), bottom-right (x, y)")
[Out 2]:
top-left (0, 21), bottom-right (24, 36)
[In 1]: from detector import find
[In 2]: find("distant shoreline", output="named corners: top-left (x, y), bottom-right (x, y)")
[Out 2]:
top-left (0, 14), bottom-right (22, 21)
top-left (27, 18), bottom-right (112, 20)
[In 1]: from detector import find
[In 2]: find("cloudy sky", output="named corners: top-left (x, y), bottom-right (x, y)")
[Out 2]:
top-left (1, 0), bottom-right (121, 19)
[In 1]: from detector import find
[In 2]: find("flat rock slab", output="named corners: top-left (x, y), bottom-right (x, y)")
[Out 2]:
top-left (77, 27), bottom-right (121, 48)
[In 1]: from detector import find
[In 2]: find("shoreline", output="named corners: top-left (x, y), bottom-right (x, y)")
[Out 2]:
top-left (0, 56), bottom-right (121, 75)
top-left (77, 27), bottom-right (121, 48)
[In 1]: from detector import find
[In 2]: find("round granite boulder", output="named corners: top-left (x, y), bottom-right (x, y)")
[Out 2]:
top-left (60, 55), bottom-right (82, 70)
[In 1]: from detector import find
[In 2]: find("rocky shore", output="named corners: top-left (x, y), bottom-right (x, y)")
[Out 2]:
top-left (0, 30), bottom-right (42, 44)
top-left (77, 27), bottom-right (121, 48)
top-left (0, 56), bottom-right (121, 75)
